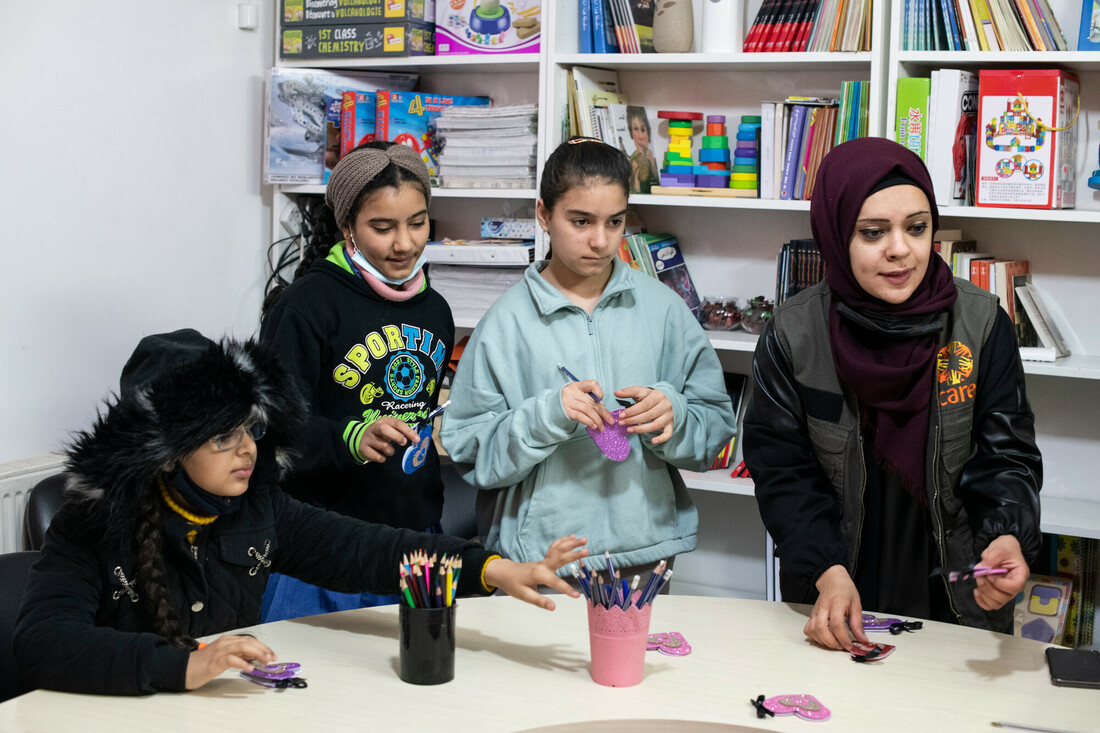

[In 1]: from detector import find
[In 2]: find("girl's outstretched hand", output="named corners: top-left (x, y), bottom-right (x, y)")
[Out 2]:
top-left (186, 634), bottom-right (277, 690)
top-left (615, 386), bottom-right (675, 444)
top-left (483, 535), bottom-right (589, 611)
top-left (356, 416), bottom-right (422, 463)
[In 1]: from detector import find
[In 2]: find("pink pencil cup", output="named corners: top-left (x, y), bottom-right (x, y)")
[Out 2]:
top-left (586, 601), bottom-right (653, 687)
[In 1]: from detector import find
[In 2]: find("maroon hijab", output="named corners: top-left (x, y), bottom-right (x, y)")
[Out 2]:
top-left (810, 137), bottom-right (957, 500)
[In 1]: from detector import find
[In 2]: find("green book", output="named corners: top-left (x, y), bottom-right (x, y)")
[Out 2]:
top-left (895, 76), bottom-right (932, 161)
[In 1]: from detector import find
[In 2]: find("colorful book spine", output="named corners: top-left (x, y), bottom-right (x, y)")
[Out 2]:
top-left (580, 0), bottom-right (594, 53)
top-left (591, 0), bottom-right (615, 53)
top-left (895, 76), bottom-right (931, 160)
top-left (779, 104), bottom-right (808, 200)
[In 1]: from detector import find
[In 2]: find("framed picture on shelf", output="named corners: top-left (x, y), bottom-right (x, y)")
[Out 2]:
top-left (1080, 1), bottom-right (1100, 51)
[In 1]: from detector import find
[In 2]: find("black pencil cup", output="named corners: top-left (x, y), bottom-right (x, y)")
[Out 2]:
top-left (398, 603), bottom-right (456, 685)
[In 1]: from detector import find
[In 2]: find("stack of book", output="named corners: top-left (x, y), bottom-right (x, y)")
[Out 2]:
top-left (761, 96), bottom-right (840, 201)
top-left (936, 231), bottom-right (1070, 361)
top-left (433, 104), bottom-right (538, 189)
top-left (774, 238), bottom-right (824, 305)
top-left (758, 84), bottom-right (866, 200)
top-left (744, 0), bottom-right (873, 52)
top-left (902, 0), bottom-right (1069, 51)
top-left (578, 0), bottom-right (654, 53)
top-left (617, 232), bottom-right (703, 319)
top-left (426, 217), bottom-right (536, 322)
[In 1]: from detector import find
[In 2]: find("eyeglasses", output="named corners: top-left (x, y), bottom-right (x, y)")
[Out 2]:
top-left (210, 421), bottom-right (267, 452)
top-left (567, 136), bottom-right (604, 145)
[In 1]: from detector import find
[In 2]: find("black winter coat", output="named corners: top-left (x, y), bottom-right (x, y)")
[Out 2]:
top-left (14, 486), bottom-right (493, 696)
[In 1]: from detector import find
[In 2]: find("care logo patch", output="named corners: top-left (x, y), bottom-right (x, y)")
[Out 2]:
top-left (937, 340), bottom-right (976, 406)
top-left (386, 353), bottom-right (423, 399)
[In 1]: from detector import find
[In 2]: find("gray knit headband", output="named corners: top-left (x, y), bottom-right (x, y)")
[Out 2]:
top-left (325, 144), bottom-right (432, 225)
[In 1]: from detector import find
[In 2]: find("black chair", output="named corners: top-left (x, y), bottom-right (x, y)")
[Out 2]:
top-left (21, 473), bottom-right (68, 551)
top-left (0, 550), bottom-right (40, 703)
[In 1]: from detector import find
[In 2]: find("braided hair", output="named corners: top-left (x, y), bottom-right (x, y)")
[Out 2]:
top-left (133, 481), bottom-right (196, 649)
top-left (261, 141), bottom-right (432, 318)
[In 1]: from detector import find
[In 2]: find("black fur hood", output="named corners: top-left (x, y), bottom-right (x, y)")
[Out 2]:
top-left (64, 330), bottom-right (305, 539)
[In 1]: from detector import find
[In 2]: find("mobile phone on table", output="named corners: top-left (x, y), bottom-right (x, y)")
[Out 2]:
top-left (1045, 647), bottom-right (1100, 688)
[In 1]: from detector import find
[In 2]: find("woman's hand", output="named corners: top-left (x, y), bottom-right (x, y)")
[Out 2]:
top-left (185, 634), bottom-right (277, 690)
top-left (483, 535), bottom-right (589, 611)
top-left (974, 534), bottom-right (1029, 611)
top-left (615, 386), bottom-right (674, 444)
top-left (804, 565), bottom-right (868, 651)
top-left (356, 417), bottom-right (422, 463)
top-left (561, 382), bottom-right (613, 432)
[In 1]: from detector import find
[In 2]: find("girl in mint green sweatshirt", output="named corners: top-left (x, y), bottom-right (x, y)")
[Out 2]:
top-left (441, 139), bottom-right (736, 579)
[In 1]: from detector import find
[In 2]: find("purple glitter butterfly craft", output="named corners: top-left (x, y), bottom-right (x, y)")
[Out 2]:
top-left (240, 662), bottom-right (307, 689)
top-left (586, 408), bottom-right (630, 461)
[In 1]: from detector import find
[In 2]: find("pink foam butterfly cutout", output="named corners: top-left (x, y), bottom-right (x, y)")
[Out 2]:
top-left (645, 632), bottom-right (691, 656)
top-left (586, 408), bottom-right (630, 461)
top-left (763, 694), bottom-right (831, 721)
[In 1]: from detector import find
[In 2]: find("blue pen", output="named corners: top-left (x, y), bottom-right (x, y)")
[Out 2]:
top-left (557, 363), bottom-right (602, 404)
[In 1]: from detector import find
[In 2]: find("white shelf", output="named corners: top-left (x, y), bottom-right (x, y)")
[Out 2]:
top-left (681, 469), bottom-right (754, 496)
top-left (554, 52), bottom-right (874, 72)
top-left (939, 206), bottom-right (1100, 224)
top-left (277, 54), bottom-right (540, 74)
top-left (629, 193), bottom-right (810, 212)
top-left (895, 51), bottom-right (1100, 70)
top-left (1040, 497), bottom-right (1100, 540)
top-left (276, 184), bottom-right (537, 199)
top-left (1021, 354), bottom-right (1100, 380)
top-left (706, 329), bottom-right (760, 353)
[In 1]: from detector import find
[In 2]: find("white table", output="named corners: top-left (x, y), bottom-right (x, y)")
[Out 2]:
top-left (0, 596), bottom-right (1094, 732)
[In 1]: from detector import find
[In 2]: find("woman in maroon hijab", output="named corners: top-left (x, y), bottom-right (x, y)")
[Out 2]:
top-left (743, 137), bottom-right (1041, 651)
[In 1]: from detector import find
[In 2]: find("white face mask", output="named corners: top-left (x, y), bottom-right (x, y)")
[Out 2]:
top-left (348, 236), bottom-right (428, 286)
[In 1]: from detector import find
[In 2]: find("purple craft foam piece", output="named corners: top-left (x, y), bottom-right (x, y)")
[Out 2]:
top-left (244, 662), bottom-right (301, 680)
top-left (706, 115), bottom-right (726, 123)
top-left (587, 408), bottom-right (630, 461)
top-left (861, 613), bottom-right (904, 631)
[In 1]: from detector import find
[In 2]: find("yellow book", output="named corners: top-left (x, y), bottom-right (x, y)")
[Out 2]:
top-left (969, 0), bottom-right (1000, 50)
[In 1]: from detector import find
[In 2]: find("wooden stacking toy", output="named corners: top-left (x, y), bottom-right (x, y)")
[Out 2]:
top-left (658, 110), bottom-right (703, 187)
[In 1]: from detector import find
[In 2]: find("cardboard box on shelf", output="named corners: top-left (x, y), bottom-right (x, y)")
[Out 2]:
top-left (975, 69), bottom-right (1079, 209)
top-left (435, 0), bottom-right (540, 56)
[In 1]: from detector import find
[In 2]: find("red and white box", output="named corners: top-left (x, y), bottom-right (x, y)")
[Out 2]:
top-left (976, 69), bottom-right (1079, 209)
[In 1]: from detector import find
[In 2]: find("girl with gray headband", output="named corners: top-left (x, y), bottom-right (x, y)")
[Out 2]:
top-left (259, 141), bottom-right (458, 622)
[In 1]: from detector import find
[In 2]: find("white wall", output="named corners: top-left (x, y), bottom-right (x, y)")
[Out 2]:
top-left (0, 1), bottom-right (274, 463)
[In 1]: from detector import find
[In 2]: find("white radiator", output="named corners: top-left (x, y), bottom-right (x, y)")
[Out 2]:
top-left (0, 454), bottom-right (65, 553)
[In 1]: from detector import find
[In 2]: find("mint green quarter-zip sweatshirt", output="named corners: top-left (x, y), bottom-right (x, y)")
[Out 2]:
top-left (440, 259), bottom-right (736, 569)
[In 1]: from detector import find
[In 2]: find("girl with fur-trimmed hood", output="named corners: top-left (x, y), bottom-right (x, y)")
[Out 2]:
top-left (13, 329), bottom-right (587, 695)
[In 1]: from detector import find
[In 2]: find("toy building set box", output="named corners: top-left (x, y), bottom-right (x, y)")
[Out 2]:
top-left (375, 90), bottom-right (490, 177)
top-left (280, 1), bottom-right (435, 59)
top-left (976, 69), bottom-right (1080, 210)
top-left (436, 0), bottom-right (541, 56)
top-left (282, 0), bottom-right (435, 25)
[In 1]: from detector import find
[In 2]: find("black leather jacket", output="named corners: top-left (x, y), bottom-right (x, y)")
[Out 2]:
top-left (744, 281), bottom-right (1042, 630)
